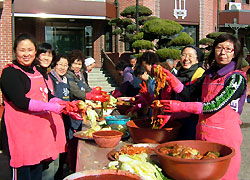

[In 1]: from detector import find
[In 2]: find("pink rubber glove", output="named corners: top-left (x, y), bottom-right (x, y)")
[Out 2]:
top-left (125, 104), bottom-right (142, 115)
top-left (112, 89), bottom-right (122, 98)
top-left (157, 114), bottom-right (171, 129)
top-left (153, 64), bottom-right (184, 93)
top-left (160, 85), bottom-right (172, 100)
top-left (86, 92), bottom-right (109, 102)
top-left (49, 97), bottom-right (68, 105)
top-left (28, 99), bottom-right (66, 114)
top-left (131, 95), bottom-right (149, 105)
top-left (160, 100), bottom-right (203, 114)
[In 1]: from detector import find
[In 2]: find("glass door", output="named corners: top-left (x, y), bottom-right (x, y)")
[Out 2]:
top-left (84, 26), bottom-right (93, 57)
top-left (45, 25), bottom-right (93, 56)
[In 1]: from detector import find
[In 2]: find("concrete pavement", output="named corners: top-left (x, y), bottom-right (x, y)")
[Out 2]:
top-left (239, 102), bottom-right (250, 180)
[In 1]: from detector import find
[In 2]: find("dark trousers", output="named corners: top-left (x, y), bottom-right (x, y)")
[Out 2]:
top-left (11, 163), bottom-right (43, 180)
top-left (55, 152), bottom-right (68, 180)
top-left (67, 137), bottom-right (78, 172)
top-left (177, 115), bottom-right (198, 140)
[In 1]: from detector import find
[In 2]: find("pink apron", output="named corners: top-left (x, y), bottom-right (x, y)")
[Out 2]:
top-left (197, 71), bottom-right (246, 180)
top-left (3, 64), bottom-right (66, 168)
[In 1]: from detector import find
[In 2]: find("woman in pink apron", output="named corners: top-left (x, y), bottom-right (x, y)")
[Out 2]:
top-left (158, 33), bottom-right (246, 180)
top-left (0, 34), bottom-right (66, 180)
top-left (36, 42), bottom-right (67, 180)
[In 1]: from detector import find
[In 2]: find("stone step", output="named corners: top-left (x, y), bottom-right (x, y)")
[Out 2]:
top-left (87, 68), bottom-right (118, 92)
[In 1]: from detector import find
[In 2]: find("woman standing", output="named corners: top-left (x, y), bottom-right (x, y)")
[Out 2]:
top-left (65, 50), bottom-right (107, 171)
top-left (160, 33), bottom-right (246, 179)
top-left (66, 49), bottom-right (91, 101)
top-left (49, 55), bottom-right (73, 179)
top-left (0, 34), bottom-right (66, 180)
top-left (66, 50), bottom-right (107, 102)
top-left (35, 42), bottom-right (67, 180)
top-left (174, 45), bottom-right (205, 140)
top-left (84, 57), bottom-right (96, 85)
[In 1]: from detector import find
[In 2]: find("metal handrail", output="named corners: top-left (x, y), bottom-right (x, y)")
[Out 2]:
top-left (101, 49), bottom-right (116, 67)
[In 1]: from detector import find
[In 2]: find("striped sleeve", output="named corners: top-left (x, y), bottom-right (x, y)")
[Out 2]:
top-left (203, 73), bottom-right (246, 113)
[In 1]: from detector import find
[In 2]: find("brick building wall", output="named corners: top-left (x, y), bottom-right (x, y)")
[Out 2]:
top-left (119, 0), bottom-right (157, 17)
top-left (0, 0), bottom-right (12, 102)
top-left (119, 0), bottom-right (139, 14)
top-left (142, 0), bottom-right (156, 16)
top-left (0, 0), bottom-right (12, 70)
top-left (154, 0), bottom-right (160, 17)
top-left (93, 20), bottom-right (103, 68)
top-left (200, 0), bottom-right (216, 39)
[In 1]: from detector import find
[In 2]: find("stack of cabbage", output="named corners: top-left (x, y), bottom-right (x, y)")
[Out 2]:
top-left (108, 153), bottom-right (170, 180)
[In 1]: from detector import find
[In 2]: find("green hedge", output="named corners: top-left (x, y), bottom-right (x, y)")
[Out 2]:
top-left (199, 38), bottom-right (214, 46)
top-left (143, 19), bottom-right (183, 37)
top-left (156, 48), bottom-right (181, 60)
top-left (171, 32), bottom-right (194, 46)
top-left (206, 32), bottom-right (226, 39)
top-left (132, 40), bottom-right (154, 50)
top-left (121, 5), bottom-right (152, 18)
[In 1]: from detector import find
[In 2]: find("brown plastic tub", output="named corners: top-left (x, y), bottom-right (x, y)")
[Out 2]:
top-left (116, 104), bottom-right (133, 115)
top-left (92, 130), bottom-right (123, 148)
top-left (155, 140), bottom-right (235, 180)
top-left (63, 169), bottom-right (142, 180)
top-left (126, 118), bottom-right (181, 143)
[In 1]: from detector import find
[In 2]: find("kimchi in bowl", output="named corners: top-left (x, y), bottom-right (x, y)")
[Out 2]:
top-left (155, 140), bottom-right (235, 180)
top-left (126, 118), bottom-right (181, 144)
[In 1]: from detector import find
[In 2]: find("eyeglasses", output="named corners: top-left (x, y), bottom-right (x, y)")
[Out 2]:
top-left (56, 63), bottom-right (69, 68)
top-left (215, 46), bottom-right (234, 53)
top-left (180, 54), bottom-right (197, 59)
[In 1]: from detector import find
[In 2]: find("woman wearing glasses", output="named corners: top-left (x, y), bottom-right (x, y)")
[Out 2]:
top-left (171, 45), bottom-right (205, 140)
top-left (49, 55), bottom-right (71, 104)
top-left (159, 33), bottom-right (246, 179)
top-left (177, 45), bottom-right (205, 86)
top-left (49, 55), bottom-right (74, 179)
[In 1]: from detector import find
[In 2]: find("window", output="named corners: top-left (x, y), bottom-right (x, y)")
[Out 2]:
top-left (104, 25), bottom-right (112, 52)
top-left (181, 25), bottom-right (199, 46)
top-left (45, 25), bottom-right (93, 57)
top-left (45, 26), bottom-right (84, 55)
top-left (125, 42), bottom-right (132, 52)
top-left (84, 26), bottom-right (93, 57)
top-left (242, 0), bottom-right (250, 4)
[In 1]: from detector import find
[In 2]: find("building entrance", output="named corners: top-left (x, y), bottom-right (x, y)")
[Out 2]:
top-left (45, 25), bottom-right (93, 57)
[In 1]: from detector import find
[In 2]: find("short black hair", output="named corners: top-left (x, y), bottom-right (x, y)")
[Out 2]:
top-left (37, 42), bottom-right (55, 56)
top-left (115, 61), bottom-right (129, 71)
top-left (36, 42), bottom-right (56, 60)
top-left (13, 33), bottom-right (36, 52)
top-left (138, 51), bottom-right (160, 65)
top-left (51, 54), bottom-right (69, 68)
top-left (181, 45), bottom-right (204, 62)
top-left (208, 33), bottom-right (243, 70)
top-left (129, 55), bottom-right (137, 60)
top-left (134, 65), bottom-right (146, 77)
top-left (68, 49), bottom-right (85, 67)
